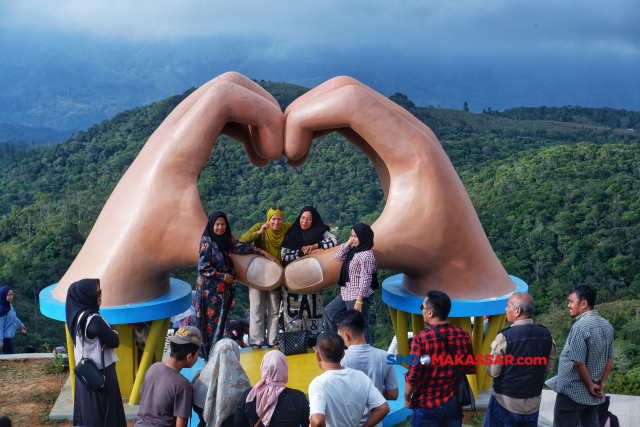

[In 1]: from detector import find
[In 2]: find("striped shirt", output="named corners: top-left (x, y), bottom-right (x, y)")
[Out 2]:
top-left (280, 231), bottom-right (338, 263)
top-left (335, 244), bottom-right (376, 300)
top-left (545, 310), bottom-right (614, 405)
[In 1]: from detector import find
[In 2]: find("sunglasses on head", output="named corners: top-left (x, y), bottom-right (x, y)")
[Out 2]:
top-left (270, 206), bottom-right (283, 211)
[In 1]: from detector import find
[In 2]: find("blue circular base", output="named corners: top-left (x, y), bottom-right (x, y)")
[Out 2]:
top-left (382, 274), bottom-right (528, 317)
top-left (39, 278), bottom-right (193, 324)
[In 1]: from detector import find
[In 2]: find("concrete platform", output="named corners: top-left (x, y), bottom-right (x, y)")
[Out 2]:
top-left (540, 389), bottom-right (640, 426)
top-left (0, 353), bottom-right (55, 360)
top-left (50, 348), bottom-right (413, 425)
top-left (49, 352), bottom-right (639, 426)
top-left (50, 375), bottom-right (141, 420)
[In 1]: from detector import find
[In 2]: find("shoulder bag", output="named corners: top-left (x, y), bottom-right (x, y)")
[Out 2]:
top-left (73, 312), bottom-right (106, 392)
top-left (278, 313), bottom-right (309, 356)
top-left (428, 324), bottom-right (476, 410)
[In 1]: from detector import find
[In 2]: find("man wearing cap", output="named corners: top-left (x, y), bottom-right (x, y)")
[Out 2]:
top-left (226, 318), bottom-right (250, 348)
top-left (135, 326), bottom-right (202, 427)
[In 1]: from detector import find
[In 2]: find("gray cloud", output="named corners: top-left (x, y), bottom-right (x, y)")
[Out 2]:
top-left (1, 0), bottom-right (638, 56)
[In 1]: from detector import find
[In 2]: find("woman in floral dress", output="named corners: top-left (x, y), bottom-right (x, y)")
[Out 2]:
top-left (196, 211), bottom-right (277, 361)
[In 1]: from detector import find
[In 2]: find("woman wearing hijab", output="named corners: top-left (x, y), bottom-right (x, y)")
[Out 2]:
top-left (280, 206), bottom-right (338, 265)
top-left (240, 206), bottom-right (292, 349)
top-left (197, 211), bottom-right (277, 361)
top-left (65, 278), bottom-right (126, 427)
top-left (280, 206), bottom-right (339, 346)
top-left (324, 223), bottom-right (378, 344)
top-left (235, 350), bottom-right (309, 427)
top-left (192, 338), bottom-right (251, 427)
top-left (0, 287), bottom-right (26, 355)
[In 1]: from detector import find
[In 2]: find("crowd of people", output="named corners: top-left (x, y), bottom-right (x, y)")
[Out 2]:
top-left (197, 206), bottom-right (373, 354)
top-left (1, 205), bottom-right (620, 427)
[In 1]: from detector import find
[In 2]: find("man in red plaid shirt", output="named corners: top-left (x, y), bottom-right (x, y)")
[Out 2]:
top-left (404, 290), bottom-right (475, 427)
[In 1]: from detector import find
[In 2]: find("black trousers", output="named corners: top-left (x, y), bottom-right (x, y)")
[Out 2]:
top-left (552, 392), bottom-right (599, 427)
top-left (324, 293), bottom-right (374, 344)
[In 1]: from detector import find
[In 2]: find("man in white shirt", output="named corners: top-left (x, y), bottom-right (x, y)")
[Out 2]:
top-left (309, 331), bottom-right (390, 427)
top-left (339, 310), bottom-right (398, 427)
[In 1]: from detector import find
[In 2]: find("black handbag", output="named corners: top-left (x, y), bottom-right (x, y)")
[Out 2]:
top-left (73, 312), bottom-right (106, 392)
top-left (278, 314), bottom-right (309, 356)
top-left (428, 325), bottom-right (476, 410)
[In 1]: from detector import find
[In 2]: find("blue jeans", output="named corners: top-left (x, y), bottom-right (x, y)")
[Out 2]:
top-left (411, 395), bottom-right (462, 427)
top-left (483, 395), bottom-right (539, 427)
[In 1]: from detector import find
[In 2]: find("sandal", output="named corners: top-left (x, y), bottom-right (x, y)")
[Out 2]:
top-left (252, 345), bottom-right (261, 350)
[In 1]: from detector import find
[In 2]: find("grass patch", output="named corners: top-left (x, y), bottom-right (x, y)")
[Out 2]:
top-left (39, 410), bottom-right (68, 426)
top-left (28, 392), bottom-right (57, 405)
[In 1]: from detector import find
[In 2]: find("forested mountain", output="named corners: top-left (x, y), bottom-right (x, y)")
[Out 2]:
top-left (1, 81), bottom-right (639, 355)
top-left (484, 106), bottom-right (640, 130)
top-left (465, 143), bottom-right (640, 311)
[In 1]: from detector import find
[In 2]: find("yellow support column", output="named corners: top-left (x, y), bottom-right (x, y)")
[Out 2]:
top-left (396, 310), bottom-right (410, 367)
top-left (449, 317), bottom-right (479, 399)
top-left (458, 317), bottom-right (472, 337)
top-left (388, 306), bottom-right (398, 337)
top-left (65, 324), bottom-right (76, 400)
top-left (472, 317), bottom-right (484, 357)
top-left (474, 313), bottom-right (506, 395)
top-left (481, 313), bottom-right (507, 391)
top-left (154, 318), bottom-right (170, 363)
top-left (411, 313), bottom-right (424, 336)
top-left (133, 345), bottom-right (139, 378)
top-left (472, 316), bottom-right (485, 395)
top-left (129, 318), bottom-right (166, 405)
top-left (114, 324), bottom-right (135, 398)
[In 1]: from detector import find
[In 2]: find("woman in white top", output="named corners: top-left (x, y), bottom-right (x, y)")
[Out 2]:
top-left (65, 278), bottom-right (126, 427)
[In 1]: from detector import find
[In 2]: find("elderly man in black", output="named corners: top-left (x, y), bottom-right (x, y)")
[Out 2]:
top-left (485, 292), bottom-right (556, 427)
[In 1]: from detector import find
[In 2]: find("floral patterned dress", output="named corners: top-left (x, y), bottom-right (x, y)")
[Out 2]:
top-left (196, 235), bottom-right (259, 360)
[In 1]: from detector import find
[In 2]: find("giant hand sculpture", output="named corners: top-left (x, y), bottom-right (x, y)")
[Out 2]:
top-left (52, 72), bottom-right (515, 306)
top-left (282, 77), bottom-right (515, 299)
top-left (52, 73), bottom-right (285, 306)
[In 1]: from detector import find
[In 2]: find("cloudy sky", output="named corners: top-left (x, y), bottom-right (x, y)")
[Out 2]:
top-left (0, 0), bottom-right (639, 129)
top-left (3, 0), bottom-right (638, 54)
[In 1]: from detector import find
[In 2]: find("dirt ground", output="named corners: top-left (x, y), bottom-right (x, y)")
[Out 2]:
top-left (0, 358), bottom-right (136, 427)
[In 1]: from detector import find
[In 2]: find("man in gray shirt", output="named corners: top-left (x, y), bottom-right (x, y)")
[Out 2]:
top-left (338, 310), bottom-right (399, 426)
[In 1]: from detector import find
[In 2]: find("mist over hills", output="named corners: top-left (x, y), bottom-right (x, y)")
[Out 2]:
top-left (1, 31), bottom-right (639, 131)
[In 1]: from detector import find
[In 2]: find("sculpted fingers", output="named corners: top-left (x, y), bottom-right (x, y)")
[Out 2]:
top-left (160, 71), bottom-right (279, 135)
top-left (284, 77), bottom-right (515, 299)
top-left (52, 73), bottom-right (283, 306)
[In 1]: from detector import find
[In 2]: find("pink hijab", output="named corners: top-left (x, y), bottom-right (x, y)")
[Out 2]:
top-left (245, 351), bottom-right (288, 426)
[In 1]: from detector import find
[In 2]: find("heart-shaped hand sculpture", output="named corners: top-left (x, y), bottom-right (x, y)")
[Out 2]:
top-left (52, 72), bottom-right (515, 307)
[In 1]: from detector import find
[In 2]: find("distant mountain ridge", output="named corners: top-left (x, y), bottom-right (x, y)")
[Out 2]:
top-left (1, 33), bottom-right (639, 131)
top-left (484, 106), bottom-right (640, 130)
top-left (0, 122), bottom-right (71, 147)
